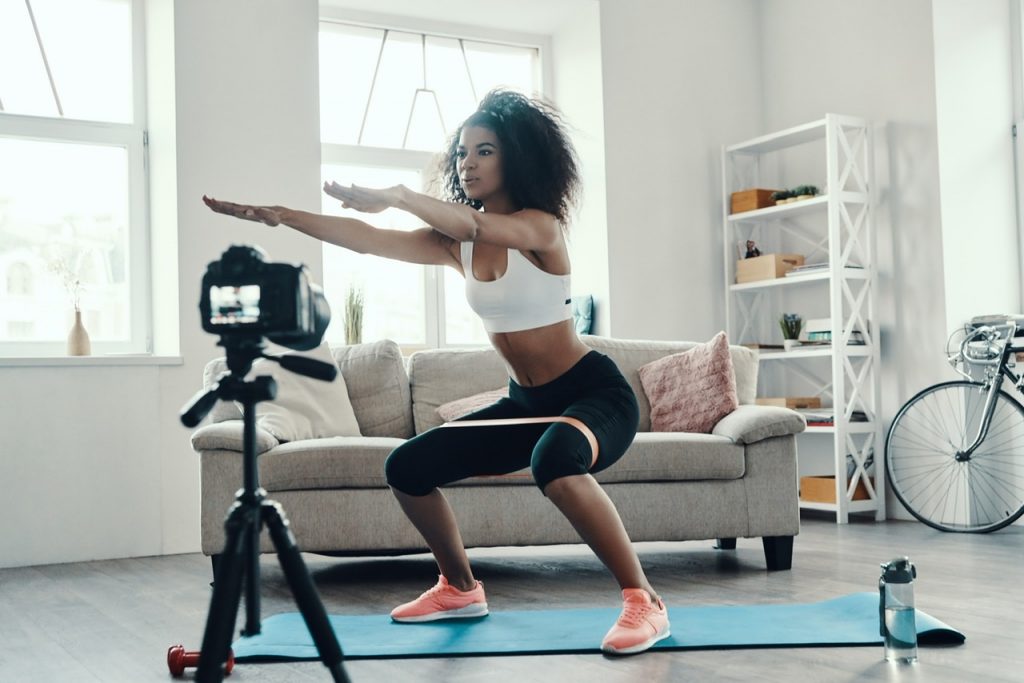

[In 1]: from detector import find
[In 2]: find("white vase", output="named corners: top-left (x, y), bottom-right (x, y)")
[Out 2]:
top-left (783, 339), bottom-right (800, 352)
top-left (67, 310), bottom-right (91, 356)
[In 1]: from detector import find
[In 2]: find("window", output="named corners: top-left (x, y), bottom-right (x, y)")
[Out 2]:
top-left (318, 20), bottom-right (541, 348)
top-left (0, 0), bottom-right (147, 356)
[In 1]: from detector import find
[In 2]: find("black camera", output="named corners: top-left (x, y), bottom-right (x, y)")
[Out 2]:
top-left (199, 245), bottom-right (330, 351)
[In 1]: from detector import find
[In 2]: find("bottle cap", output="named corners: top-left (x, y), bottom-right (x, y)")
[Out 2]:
top-left (880, 556), bottom-right (916, 583)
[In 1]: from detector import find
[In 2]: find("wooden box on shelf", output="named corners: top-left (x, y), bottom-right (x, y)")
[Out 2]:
top-left (730, 188), bottom-right (779, 214)
top-left (735, 253), bottom-right (805, 283)
top-left (756, 397), bottom-right (822, 409)
top-left (799, 475), bottom-right (872, 503)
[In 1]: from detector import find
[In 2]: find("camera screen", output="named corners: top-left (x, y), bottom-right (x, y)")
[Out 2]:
top-left (209, 285), bottom-right (261, 325)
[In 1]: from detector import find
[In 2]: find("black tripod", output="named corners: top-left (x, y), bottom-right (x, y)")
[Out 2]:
top-left (181, 338), bottom-right (350, 683)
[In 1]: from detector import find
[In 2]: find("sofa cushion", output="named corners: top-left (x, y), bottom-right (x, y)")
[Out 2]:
top-left (248, 343), bottom-right (361, 442)
top-left (409, 347), bottom-right (509, 434)
top-left (580, 336), bottom-right (758, 431)
top-left (258, 432), bottom-right (744, 492)
top-left (260, 436), bottom-right (406, 491)
top-left (200, 339), bottom-right (413, 439)
top-left (638, 331), bottom-right (739, 433)
top-left (437, 387), bottom-right (509, 422)
top-left (331, 339), bottom-right (414, 439)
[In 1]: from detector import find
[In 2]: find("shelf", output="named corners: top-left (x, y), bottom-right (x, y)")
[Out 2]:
top-left (758, 346), bottom-right (871, 360)
top-left (799, 499), bottom-right (880, 513)
top-left (727, 191), bottom-right (867, 224)
top-left (804, 422), bottom-right (876, 434)
top-left (725, 118), bottom-right (827, 154)
top-left (728, 194), bottom-right (828, 221)
top-left (730, 267), bottom-right (868, 292)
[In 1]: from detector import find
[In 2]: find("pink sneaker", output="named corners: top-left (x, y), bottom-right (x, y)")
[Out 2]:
top-left (390, 575), bottom-right (489, 623)
top-left (600, 588), bottom-right (671, 655)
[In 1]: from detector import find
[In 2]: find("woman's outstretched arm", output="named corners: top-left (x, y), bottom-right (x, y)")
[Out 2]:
top-left (322, 182), bottom-right (561, 253)
top-left (202, 195), bottom-right (460, 268)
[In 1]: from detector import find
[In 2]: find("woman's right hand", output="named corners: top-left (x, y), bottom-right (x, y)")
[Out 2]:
top-left (203, 195), bottom-right (284, 227)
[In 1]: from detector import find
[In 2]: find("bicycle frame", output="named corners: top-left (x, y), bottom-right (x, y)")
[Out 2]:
top-left (954, 322), bottom-right (1024, 458)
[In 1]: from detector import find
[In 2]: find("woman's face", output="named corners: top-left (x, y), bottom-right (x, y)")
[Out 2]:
top-left (456, 125), bottom-right (505, 204)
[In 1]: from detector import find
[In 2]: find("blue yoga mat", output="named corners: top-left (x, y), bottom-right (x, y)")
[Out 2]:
top-left (232, 592), bottom-right (963, 660)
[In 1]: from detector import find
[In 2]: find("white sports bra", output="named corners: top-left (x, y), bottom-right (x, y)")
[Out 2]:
top-left (461, 241), bottom-right (572, 334)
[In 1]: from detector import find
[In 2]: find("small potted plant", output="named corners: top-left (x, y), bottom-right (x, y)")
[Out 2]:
top-left (779, 313), bottom-right (802, 351)
top-left (792, 185), bottom-right (820, 201)
top-left (771, 189), bottom-right (794, 205)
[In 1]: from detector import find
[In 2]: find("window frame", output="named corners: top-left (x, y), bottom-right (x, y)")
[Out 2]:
top-left (317, 10), bottom-right (550, 349)
top-left (0, 0), bottom-right (150, 357)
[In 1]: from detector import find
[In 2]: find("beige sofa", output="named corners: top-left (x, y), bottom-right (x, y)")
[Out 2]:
top-left (191, 336), bottom-right (805, 575)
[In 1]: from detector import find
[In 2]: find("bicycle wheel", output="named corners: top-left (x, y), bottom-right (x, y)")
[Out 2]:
top-left (885, 380), bottom-right (1024, 532)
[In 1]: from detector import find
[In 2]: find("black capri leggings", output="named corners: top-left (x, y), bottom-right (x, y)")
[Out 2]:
top-left (385, 351), bottom-right (640, 495)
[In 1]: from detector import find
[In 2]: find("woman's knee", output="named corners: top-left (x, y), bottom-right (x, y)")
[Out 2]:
top-left (384, 443), bottom-right (435, 496)
top-left (531, 422), bottom-right (593, 491)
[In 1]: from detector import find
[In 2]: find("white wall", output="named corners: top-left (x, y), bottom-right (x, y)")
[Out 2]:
top-left (551, 3), bottom-right (611, 334)
top-left (599, 0), bottom-right (764, 341)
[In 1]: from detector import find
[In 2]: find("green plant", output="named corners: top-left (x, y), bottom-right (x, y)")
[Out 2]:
top-left (344, 286), bottom-right (364, 345)
top-left (771, 189), bottom-right (794, 201)
top-left (792, 184), bottom-right (820, 197)
top-left (779, 313), bottom-right (802, 340)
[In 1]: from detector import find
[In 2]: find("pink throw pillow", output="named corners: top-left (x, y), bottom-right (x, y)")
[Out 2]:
top-left (638, 331), bottom-right (739, 433)
top-left (437, 387), bottom-right (509, 422)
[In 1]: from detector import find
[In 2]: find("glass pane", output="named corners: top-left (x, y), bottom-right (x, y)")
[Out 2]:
top-left (0, 0), bottom-right (59, 117)
top-left (318, 23), bottom-right (539, 152)
top-left (427, 36), bottom-right (478, 137)
top-left (0, 137), bottom-right (130, 342)
top-left (319, 23), bottom-right (385, 145)
top-left (463, 40), bottom-right (538, 97)
top-left (30, 0), bottom-right (134, 123)
top-left (320, 164), bottom-right (426, 345)
top-left (360, 31), bottom-right (422, 149)
top-left (444, 267), bottom-right (489, 346)
top-left (0, 0), bottom-right (133, 122)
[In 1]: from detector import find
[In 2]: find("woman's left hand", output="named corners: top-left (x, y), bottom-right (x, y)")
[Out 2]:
top-left (323, 181), bottom-right (402, 214)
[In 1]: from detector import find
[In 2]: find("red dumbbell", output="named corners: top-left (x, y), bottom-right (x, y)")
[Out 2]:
top-left (166, 644), bottom-right (234, 677)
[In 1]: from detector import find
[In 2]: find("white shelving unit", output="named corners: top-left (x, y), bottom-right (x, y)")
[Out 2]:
top-left (722, 114), bottom-right (884, 524)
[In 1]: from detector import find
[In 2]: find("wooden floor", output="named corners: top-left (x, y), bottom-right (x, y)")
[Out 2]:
top-left (2, 515), bottom-right (1021, 682)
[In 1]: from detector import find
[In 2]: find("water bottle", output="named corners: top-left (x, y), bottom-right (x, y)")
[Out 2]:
top-left (879, 556), bottom-right (918, 663)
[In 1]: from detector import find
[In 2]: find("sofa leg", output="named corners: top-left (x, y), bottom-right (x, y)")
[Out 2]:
top-left (762, 536), bottom-right (794, 571)
top-left (714, 538), bottom-right (737, 550)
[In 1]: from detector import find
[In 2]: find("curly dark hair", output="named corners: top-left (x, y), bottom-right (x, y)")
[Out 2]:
top-left (436, 89), bottom-right (581, 226)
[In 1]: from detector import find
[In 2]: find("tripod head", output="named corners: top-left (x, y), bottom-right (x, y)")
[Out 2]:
top-left (180, 334), bottom-right (338, 429)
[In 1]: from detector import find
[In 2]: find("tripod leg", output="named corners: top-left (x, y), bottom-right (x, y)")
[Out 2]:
top-left (195, 502), bottom-right (256, 683)
top-left (263, 500), bottom-right (350, 683)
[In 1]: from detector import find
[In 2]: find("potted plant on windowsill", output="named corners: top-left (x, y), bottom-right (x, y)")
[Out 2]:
top-left (344, 285), bottom-right (364, 345)
top-left (48, 256), bottom-right (90, 356)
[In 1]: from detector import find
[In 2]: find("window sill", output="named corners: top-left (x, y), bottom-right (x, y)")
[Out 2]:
top-left (0, 355), bottom-right (184, 367)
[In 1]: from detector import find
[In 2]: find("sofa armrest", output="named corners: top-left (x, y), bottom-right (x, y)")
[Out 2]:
top-left (190, 420), bottom-right (280, 454)
top-left (712, 405), bottom-right (806, 444)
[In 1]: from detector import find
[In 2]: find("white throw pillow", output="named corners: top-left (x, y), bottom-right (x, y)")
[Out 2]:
top-left (244, 343), bottom-right (361, 442)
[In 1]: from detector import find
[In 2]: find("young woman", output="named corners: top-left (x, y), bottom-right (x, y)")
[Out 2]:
top-left (203, 89), bottom-right (670, 655)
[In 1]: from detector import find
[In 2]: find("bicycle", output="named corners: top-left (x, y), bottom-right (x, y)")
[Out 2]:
top-left (885, 315), bottom-right (1024, 533)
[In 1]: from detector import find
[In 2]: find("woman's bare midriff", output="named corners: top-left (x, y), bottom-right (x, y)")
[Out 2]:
top-left (489, 319), bottom-right (592, 387)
